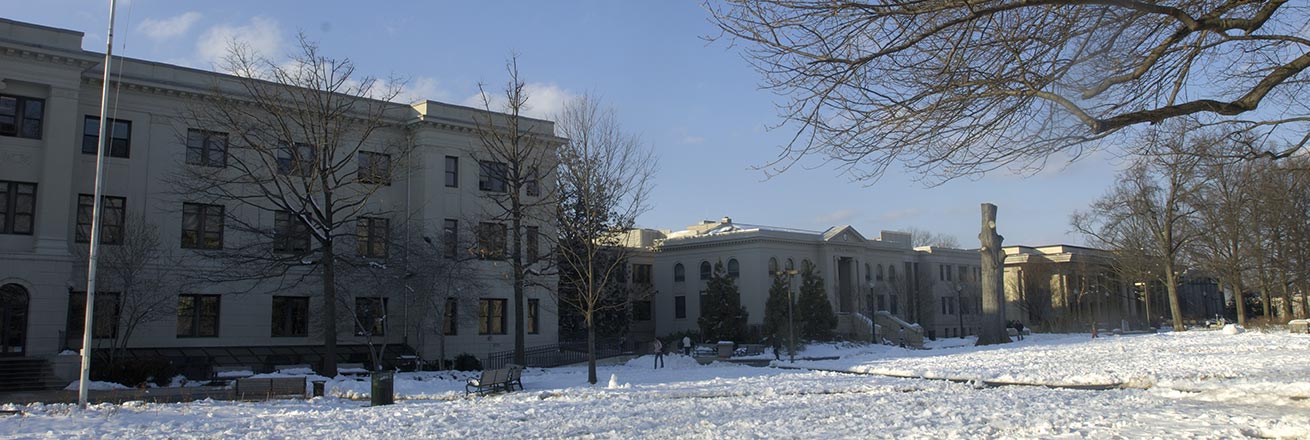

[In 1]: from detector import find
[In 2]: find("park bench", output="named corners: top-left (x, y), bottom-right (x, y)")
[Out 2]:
top-left (235, 377), bottom-right (307, 400)
top-left (274, 364), bottom-right (315, 375)
top-left (212, 366), bottom-right (255, 383)
top-left (338, 362), bottom-right (369, 376)
top-left (464, 364), bottom-right (524, 396)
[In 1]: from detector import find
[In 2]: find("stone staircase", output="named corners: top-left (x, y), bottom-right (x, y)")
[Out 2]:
top-left (0, 357), bottom-right (66, 392)
top-left (872, 311), bottom-right (925, 348)
top-left (836, 312), bottom-right (881, 343)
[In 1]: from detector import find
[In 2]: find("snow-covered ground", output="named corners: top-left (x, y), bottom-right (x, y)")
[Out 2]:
top-left (3, 330), bottom-right (1307, 439)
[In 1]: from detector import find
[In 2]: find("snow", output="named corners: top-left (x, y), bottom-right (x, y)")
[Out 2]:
top-left (1222, 324), bottom-right (1244, 334)
top-left (6, 330), bottom-right (1308, 438)
top-left (62, 381), bottom-right (128, 391)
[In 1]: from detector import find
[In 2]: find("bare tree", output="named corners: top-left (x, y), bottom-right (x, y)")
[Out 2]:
top-left (1190, 150), bottom-right (1258, 326)
top-left (553, 94), bottom-right (656, 384)
top-left (706, 1), bottom-right (1310, 183)
top-left (903, 227), bottom-right (961, 248)
top-left (471, 57), bottom-right (562, 365)
top-left (77, 218), bottom-right (178, 368)
top-left (1072, 123), bottom-right (1206, 331)
top-left (171, 36), bottom-right (407, 376)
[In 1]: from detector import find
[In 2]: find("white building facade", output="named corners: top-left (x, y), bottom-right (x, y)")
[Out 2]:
top-left (0, 18), bottom-right (558, 383)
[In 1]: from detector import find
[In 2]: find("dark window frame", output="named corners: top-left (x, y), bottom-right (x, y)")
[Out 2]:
top-left (527, 299), bottom-right (540, 334)
top-left (475, 222), bottom-right (507, 260)
top-left (0, 181), bottom-right (37, 235)
top-left (673, 263), bottom-right (685, 283)
top-left (356, 217), bottom-right (389, 258)
top-left (0, 93), bottom-right (45, 139)
top-left (727, 259), bottom-right (740, 279)
top-left (699, 261), bottom-right (711, 281)
top-left (443, 297), bottom-right (458, 336)
top-left (674, 296), bottom-right (687, 319)
top-left (444, 156), bottom-right (459, 188)
top-left (478, 160), bottom-right (508, 192)
top-left (442, 219), bottom-right (459, 259)
top-left (354, 297), bottom-right (388, 336)
top-left (185, 128), bottom-right (228, 167)
top-left (479, 298), bottom-right (508, 335)
top-left (273, 210), bottom-right (312, 254)
top-left (82, 116), bottom-right (132, 158)
top-left (181, 203), bottom-right (224, 249)
top-left (270, 296), bottom-right (309, 337)
top-left (176, 294), bottom-right (221, 338)
top-left (277, 142), bottom-right (317, 176)
top-left (76, 194), bottom-right (125, 244)
top-left (525, 226), bottom-right (540, 264)
top-left (66, 291), bottom-right (121, 339)
top-left (356, 151), bottom-right (392, 185)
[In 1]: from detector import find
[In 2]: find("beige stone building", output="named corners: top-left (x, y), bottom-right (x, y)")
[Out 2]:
top-left (0, 18), bottom-right (558, 386)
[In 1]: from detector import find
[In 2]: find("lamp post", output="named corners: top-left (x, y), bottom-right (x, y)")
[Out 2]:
top-left (956, 283), bottom-right (965, 339)
top-left (784, 269), bottom-right (799, 363)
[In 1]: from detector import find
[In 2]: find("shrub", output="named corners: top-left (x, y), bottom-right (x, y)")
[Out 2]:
top-left (452, 353), bottom-right (482, 371)
top-left (92, 357), bottom-right (178, 387)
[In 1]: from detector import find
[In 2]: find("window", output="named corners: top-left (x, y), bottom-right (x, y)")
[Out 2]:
top-left (177, 294), bottom-right (220, 337)
top-left (877, 264), bottom-right (884, 281)
top-left (865, 263), bottom-right (871, 281)
top-left (185, 129), bottom-right (227, 167)
top-left (75, 195), bottom-right (125, 244)
top-left (699, 261), bottom-right (711, 280)
top-left (673, 263), bottom-right (685, 282)
top-left (939, 265), bottom-right (946, 281)
top-left (941, 298), bottom-right (949, 316)
top-left (768, 258), bottom-right (778, 275)
top-left (877, 294), bottom-right (886, 311)
top-left (478, 160), bottom-right (508, 192)
top-left (354, 297), bottom-right (388, 336)
top-left (181, 203), bottom-right (224, 249)
top-left (727, 259), bottom-right (740, 278)
top-left (274, 211), bottom-right (311, 254)
top-left (357, 217), bottom-right (389, 258)
top-left (525, 168), bottom-right (540, 197)
top-left (479, 298), bottom-right (507, 335)
top-left (443, 298), bottom-right (458, 336)
top-left (633, 300), bottom-right (652, 321)
top-left (674, 296), bottom-right (686, 319)
top-left (475, 222), bottom-right (507, 259)
top-left (633, 264), bottom-right (652, 285)
top-left (443, 219), bottom-right (459, 259)
top-left (959, 265), bottom-right (968, 283)
top-left (277, 142), bottom-right (316, 176)
top-left (525, 226), bottom-right (540, 264)
top-left (785, 258), bottom-right (795, 271)
top-left (0, 94), bottom-right (44, 139)
top-left (82, 116), bottom-right (131, 158)
top-left (65, 291), bottom-right (120, 339)
top-left (528, 299), bottom-right (540, 334)
top-left (356, 151), bottom-right (391, 185)
top-left (444, 156), bottom-right (459, 188)
top-left (890, 295), bottom-right (899, 315)
top-left (0, 181), bottom-right (36, 235)
top-left (271, 296), bottom-right (309, 337)
top-left (802, 259), bottom-right (813, 272)
top-left (888, 266), bottom-right (897, 282)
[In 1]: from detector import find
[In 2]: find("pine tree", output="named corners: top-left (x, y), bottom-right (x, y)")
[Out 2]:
top-left (797, 263), bottom-right (836, 341)
top-left (698, 262), bottom-right (749, 342)
top-left (762, 272), bottom-right (792, 355)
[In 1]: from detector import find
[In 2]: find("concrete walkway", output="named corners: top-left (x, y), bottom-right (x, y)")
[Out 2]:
top-left (0, 386), bottom-right (238, 405)
top-left (772, 364), bottom-right (1126, 391)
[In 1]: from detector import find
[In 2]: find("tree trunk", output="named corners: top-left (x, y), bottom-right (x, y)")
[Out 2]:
top-left (322, 240), bottom-right (339, 377)
top-left (976, 203), bottom-right (1011, 346)
top-left (1142, 281), bottom-right (1153, 330)
top-left (1233, 277), bottom-right (1246, 327)
top-left (1164, 266), bottom-right (1185, 331)
top-left (586, 319), bottom-right (598, 385)
top-left (512, 206), bottom-right (526, 365)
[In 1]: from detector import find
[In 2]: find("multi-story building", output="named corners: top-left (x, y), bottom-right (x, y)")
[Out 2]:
top-left (621, 217), bottom-right (988, 346)
top-left (0, 18), bottom-right (558, 384)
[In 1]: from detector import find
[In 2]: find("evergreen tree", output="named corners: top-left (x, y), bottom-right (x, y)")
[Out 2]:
top-left (698, 262), bottom-right (749, 342)
top-left (762, 272), bottom-right (792, 355)
top-left (797, 263), bottom-right (836, 340)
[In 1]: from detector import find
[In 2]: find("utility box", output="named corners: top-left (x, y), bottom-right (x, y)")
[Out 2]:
top-left (1290, 320), bottom-right (1309, 334)
top-left (716, 341), bottom-right (734, 358)
top-left (371, 370), bottom-right (394, 406)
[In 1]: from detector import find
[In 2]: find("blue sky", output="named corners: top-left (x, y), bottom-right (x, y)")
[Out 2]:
top-left (2, 0), bottom-right (1125, 246)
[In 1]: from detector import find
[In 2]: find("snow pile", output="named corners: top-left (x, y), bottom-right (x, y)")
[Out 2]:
top-left (1222, 324), bottom-right (1244, 334)
top-left (63, 380), bottom-right (128, 391)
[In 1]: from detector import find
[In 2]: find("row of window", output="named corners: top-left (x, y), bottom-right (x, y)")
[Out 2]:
top-left (939, 296), bottom-right (982, 316)
top-left (446, 156), bottom-right (540, 196)
top-left (67, 293), bottom-right (539, 339)
top-left (0, 93), bottom-right (44, 139)
top-left (939, 264), bottom-right (982, 283)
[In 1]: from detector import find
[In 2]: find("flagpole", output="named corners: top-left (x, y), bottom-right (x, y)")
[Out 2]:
top-left (79, 0), bottom-right (118, 409)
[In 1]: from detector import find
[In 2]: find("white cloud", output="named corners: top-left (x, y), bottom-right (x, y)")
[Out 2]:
top-left (395, 76), bottom-right (449, 104)
top-left (815, 209), bottom-right (858, 224)
top-left (137, 11), bottom-right (202, 41)
top-left (879, 208), bottom-right (922, 222)
top-left (195, 17), bottom-right (284, 68)
top-left (462, 83), bottom-right (576, 120)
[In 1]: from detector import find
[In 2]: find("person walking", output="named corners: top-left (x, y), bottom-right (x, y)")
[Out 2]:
top-left (652, 338), bottom-right (665, 369)
top-left (1014, 321), bottom-right (1025, 341)
top-left (682, 336), bottom-right (692, 356)
top-left (897, 327), bottom-right (906, 348)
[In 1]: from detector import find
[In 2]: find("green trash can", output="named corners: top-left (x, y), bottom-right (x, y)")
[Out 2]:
top-left (371, 370), bottom-right (394, 406)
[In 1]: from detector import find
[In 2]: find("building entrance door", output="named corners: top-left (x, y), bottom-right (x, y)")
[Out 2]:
top-left (0, 284), bottom-right (29, 356)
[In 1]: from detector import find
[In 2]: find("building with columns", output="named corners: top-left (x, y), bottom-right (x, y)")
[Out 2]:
top-left (0, 18), bottom-right (558, 387)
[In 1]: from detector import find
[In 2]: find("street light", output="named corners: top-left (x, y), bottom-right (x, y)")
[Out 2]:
top-left (956, 283), bottom-right (965, 339)
top-left (783, 269), bottom-right (799, 363)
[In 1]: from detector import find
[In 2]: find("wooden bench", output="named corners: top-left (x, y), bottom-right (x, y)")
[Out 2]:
top-left (338, 363), bottom-right (369, 377)
top-left (235, 377), bottom-right (307, 400)
top-left (212, 366), bottom-right (255, 382)
top-left (274, 364), bottom-right (315, 375)
top-left (464, 365), bottom-right (524, 396)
